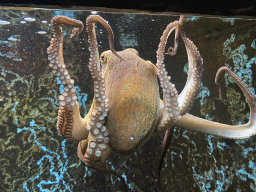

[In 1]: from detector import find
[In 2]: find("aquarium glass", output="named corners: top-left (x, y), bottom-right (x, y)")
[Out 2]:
top-left (0, 6), bottom-right (256, 191)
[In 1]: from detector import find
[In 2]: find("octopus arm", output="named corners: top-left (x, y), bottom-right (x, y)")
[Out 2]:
top-left (47, 16), bottom-right (88, 141)
top-left (176, 66), bottom-right (256, 139)
top-left (165, 16), bottom-right (184, 56)
top-left (176, 114), bottom-right (256, 139)
top-left (177, 30), bottom-right (204, 116)
top-left (156, 15), bottom-right (203, 131)
top-left (57, 102), bottom-right (88, 141)
top-left (76, 15), bottom-right (123, 168)
top-left (156, 19), bottom-right (182, 131)
top-left (86, 15), bottom-right (126, 61)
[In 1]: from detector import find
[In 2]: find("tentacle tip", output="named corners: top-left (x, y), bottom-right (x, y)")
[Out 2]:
top-left (70, 33), bottom-right (77, 39)
top-left (165, 52), bottom-right (176, 56)
top-left (216, 96), bottom-right (226, 105)
top-left (165, 47), bottom-right (177, 56)
top-left (218, 95), bottom-right (227, 105)
top-left (70, 28), bottom-right (79, 39)
top-left (221, 99), bottom-right (227, 105)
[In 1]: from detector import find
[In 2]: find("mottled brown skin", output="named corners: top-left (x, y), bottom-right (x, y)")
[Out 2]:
top-left (101, 49), bottom-right (161, 154)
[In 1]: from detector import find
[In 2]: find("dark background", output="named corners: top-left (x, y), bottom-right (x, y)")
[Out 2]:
top-left (0, 0), bottom-right (256, 17)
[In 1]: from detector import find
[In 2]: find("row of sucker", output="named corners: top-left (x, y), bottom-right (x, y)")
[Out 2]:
top-left (84, 15), bottom-right (112, 161)
top-left (178, 29), bottom-right (204, 115)
top-left (47, 16), bottom-right (82, 110)
top-left (47, 36), bottom-right (77, 109)
top-left (156, 20), bottom-right (181, 128)
top-left (47, 16), bottom-right (83, 139)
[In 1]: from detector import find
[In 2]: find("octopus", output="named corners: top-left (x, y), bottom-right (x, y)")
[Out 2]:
top-left (46, 15), bottom-right (256, 190)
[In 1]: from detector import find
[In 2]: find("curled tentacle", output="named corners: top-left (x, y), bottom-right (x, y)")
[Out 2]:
top-left (51, 16), bottom-right (84, 38)
top-left (157, 15), bottom-right (203, 117)
top-left (77, 138), bottom-right (127, 191)
top-left (156, 18), bottom-right (182, 131)
top-left (176, 66), bottom-right (256, 139)
top-left (77, 139), bottom-right (105, 167)
top-left (165, 15), bottom-right (185, 56)
top-left (215, 75), bottom-right (227, 105)
top-left (47, 16), bottom-right (87, 141)
top-left (87, 15), bottom-right (126, 61)
top-left (215, 66), bottom-right (232, 105)
top-left (156, 16), bottom-right (203, 188)
top-left (215, 66), bottom-right (256, 109)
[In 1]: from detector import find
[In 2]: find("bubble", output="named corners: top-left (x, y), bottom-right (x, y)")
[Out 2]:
top-left (24, 17), bottom-right (35, 22)
top-left (37, 31), bottom-right (47, 35)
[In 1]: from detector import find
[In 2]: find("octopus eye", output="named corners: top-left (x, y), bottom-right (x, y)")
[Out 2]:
top-left (100, 55), bottom-right (107, 64)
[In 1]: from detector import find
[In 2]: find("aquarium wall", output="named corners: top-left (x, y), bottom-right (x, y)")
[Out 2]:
top-left (0, 7), bottom-right (256, 191)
